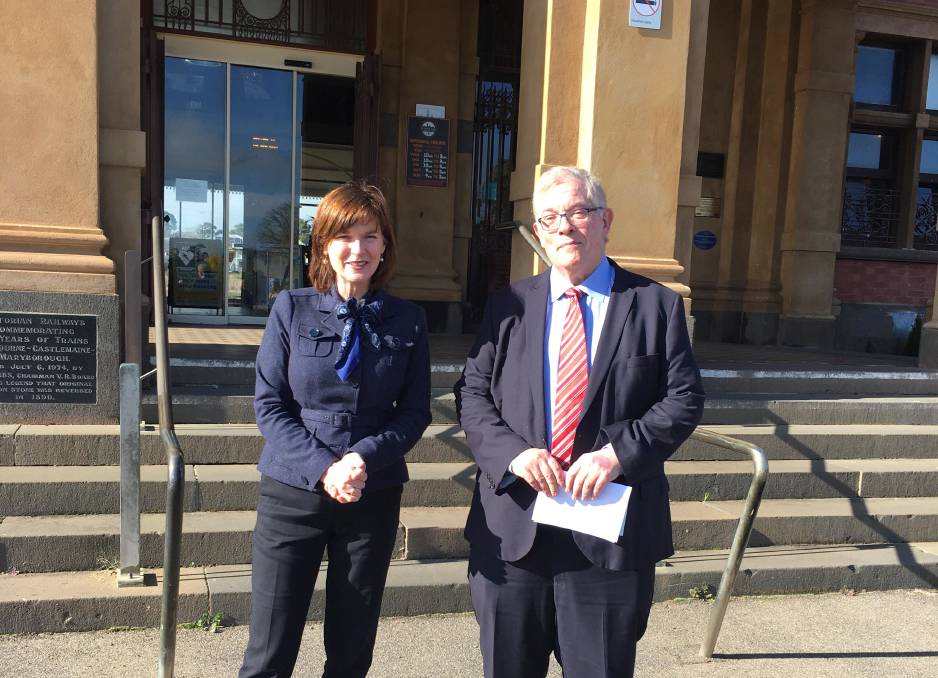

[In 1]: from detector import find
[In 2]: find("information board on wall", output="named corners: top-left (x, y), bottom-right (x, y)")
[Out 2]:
top-left (406, 116), bottom-right (450, 187)
top-left (0, 312), bottom-right (97, 404)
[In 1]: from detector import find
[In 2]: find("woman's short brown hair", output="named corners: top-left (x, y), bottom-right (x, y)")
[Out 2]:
top-left (307, 182), bottom-right (396, 292)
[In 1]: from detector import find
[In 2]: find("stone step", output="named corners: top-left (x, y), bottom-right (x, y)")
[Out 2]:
top-left (6, 422), bottom-right (938, 467)
top-left (140, 390), bottom-right (938, 426)
top-left (141, 388), bottom-right (460, 425)
top-left (700, 396), bottom-right (938, 425)
top-left (4, 497), bottom-right (938, 573)
top-left (4, 459), bottom-right (938, 516)
top-left (0, 463), bottom-right (477, 516)
top-left (158, 354), bottom-right (938, 395)
top-left (3, 542), bottom-right (937, 634)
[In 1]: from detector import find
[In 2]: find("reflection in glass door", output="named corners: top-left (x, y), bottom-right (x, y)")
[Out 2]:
top-left (164, 56), bottom-right (356, 321)
top-left (229, 66), bottom-right (294, 317)
top-left (163, 57), bottom-right (226, 316)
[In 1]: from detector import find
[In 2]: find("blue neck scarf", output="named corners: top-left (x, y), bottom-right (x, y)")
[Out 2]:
top-left (334, 292), bottom-right (384, 382)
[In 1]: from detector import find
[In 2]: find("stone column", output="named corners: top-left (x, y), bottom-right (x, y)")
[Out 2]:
top-left (742, 0), bottom-right (796, 344)
top-left (383, 0), bottom-right (467, 321)
top-left (509, 0), bottom-right (587, 281)
top-left (778, 0), bottom-right (858, 347)
top-left (0, 0), bottom-right (118, 423)
top-left (511, 0), bottom-right (699, 298)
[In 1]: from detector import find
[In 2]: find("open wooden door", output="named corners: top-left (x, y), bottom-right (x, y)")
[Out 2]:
top-left (353, 53), bottom-right (381, 184)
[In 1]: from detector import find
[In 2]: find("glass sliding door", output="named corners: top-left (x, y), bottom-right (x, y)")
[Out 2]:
top-left (163, 57), bottom-right (227, 315)
top-left (162, 51), bottom-right (358, 321)
top-left (228, 65), bottom-right (295, 317)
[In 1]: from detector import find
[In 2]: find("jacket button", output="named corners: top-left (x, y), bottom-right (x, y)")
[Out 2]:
top-left (310, 328), bottom-right (321, 337)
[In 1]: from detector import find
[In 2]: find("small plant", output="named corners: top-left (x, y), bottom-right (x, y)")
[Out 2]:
top-left (5, 566), bottom-right (19, 576)
top-left (95, 555), bottom-right (120, 572)
top-left (179, 611), bottom-right (226, 632)
top-left (702, 491), bottom-right (712, 502)
top-left (688, 584), bottom-right (716, 601)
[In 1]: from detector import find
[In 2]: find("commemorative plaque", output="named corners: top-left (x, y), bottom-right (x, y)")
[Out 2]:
top-left (0, 312), bottom-right (97, 404)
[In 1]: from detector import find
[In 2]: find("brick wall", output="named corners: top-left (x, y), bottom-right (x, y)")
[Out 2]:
top-left (834, 259), bottom-right (937, 306)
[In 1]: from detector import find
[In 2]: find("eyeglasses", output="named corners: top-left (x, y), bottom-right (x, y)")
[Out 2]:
top-left (535, 206), bottom-right (602, 232)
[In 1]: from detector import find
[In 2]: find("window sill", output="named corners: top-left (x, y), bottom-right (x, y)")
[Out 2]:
top-left (838, 246), bottom-right (938, 263)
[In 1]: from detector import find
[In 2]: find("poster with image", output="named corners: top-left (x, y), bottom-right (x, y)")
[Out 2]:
top-left (169, 237), bottom-right (224, 309)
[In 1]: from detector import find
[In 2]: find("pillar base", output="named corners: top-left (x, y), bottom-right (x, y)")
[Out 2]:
top-left (918, 322), bottom-right (938, 368)
top-left (779, 315), bottom-right (836, 349)
top-left (743, 311), bottom-right (780, 345)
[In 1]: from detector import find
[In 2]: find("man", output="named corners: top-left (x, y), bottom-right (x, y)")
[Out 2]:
top-left (455, 166), bottom-right (705, 677)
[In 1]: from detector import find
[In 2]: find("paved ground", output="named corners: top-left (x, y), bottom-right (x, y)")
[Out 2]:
top-left (1, 589), bottom-right (935, 677)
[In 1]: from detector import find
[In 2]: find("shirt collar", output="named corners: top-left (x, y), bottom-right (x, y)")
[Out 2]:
top-left (549, 257), bottom-right (613, 302)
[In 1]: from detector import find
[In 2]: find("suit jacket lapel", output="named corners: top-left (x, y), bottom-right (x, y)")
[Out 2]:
top-left (523, 272), bottom-right (550, 445)
top-left (582, 263), bottom-right (636, 414)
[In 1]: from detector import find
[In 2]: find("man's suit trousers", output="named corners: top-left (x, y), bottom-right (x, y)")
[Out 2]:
top-left (240, 475), bottom-right (402, 678)
top-left (468, 524), bottom-right (655, 678)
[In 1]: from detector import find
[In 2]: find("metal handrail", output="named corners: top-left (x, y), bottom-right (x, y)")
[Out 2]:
top-left (690, 428), bottom-right (768, 658)
top-left (513, 221), bottom-right (769, 659)
top-left (150, 215), bottom-right (186, 678)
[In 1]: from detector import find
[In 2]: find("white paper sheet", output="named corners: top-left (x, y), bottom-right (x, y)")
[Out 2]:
top-left (531, 482), bottom-right (633, 543)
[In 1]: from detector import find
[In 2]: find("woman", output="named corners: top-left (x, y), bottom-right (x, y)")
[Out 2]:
top-left (240, 182), bottom-right (432, 678)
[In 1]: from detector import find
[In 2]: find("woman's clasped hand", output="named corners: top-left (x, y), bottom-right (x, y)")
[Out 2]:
top-left (320, 452), bottom-right (367, 503)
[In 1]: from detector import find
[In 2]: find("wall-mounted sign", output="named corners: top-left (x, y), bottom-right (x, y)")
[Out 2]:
top-left (406, 116), bottom-right (450, 188)
top-left (629, 0), bottom-right (662, 30)
top-left (168, 237), bottom-right (224, 309)
top-left (0, 312), bottom-right (97, 404)
top-left (694, 230), bottom-right (718, 250)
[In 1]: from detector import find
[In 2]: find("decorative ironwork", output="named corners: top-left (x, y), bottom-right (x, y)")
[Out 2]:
top-left (151, 0), bottom-right (367, 53)
top-left (841, 182), bottom-right (900, 247)
top-left (162, 0), bottom-right (194, 31)
top-left (914, 188), bottom-right (938, 249)
top-left (233, 0), bottom-right (290, 42)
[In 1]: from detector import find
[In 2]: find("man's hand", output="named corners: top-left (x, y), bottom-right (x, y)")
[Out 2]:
top-left (511, 448), bottom-right (566, 496)
top-left (321, 452), bottom-right (367, 503)
top-left (565, 448), bottom-right (621, 500)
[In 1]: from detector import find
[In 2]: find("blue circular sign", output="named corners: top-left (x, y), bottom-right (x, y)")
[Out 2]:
top-left (694, 230), bottom-right (717, 250)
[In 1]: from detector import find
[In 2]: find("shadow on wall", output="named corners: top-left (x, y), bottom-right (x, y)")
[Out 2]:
top-left (834, 304), bottom-right (925, 356)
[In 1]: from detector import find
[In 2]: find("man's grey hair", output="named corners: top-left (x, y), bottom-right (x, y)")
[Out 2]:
top-left (532, 166), bottom-right (607, 216)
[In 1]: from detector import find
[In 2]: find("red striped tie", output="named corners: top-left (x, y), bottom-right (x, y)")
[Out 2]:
top-left (551, 288), bottom-right (588, 469)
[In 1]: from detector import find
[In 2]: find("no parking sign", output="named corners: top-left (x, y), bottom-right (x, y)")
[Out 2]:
top-left (629, 0), bottom-right (662, 30)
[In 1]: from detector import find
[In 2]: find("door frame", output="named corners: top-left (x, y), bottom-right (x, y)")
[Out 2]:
top-left (159, 33), bottom-right (362, 324)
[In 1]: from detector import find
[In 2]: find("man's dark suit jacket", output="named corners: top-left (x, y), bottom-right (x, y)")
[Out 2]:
top-left (455, 260), bottom-right (705, 571)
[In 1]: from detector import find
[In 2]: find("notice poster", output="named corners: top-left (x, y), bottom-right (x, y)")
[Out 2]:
top-left (406, 116), bottom-right (450, 187)
top-left (169, 237), bottom-right (224, 309)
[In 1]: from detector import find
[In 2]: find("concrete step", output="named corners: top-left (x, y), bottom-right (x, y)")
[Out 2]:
top-left (157, 356), bottom-right (463, 390)
top-left (159, 353), bottom-right (938, 395)
top-left (141, 388), bottom-right (938, 427)
top-left (141, 388), bottom-right (460, 425)
top-left (0, 463), bottom-right (477, 516)
top-left (6, 422), bottom-right (938, 467)
top-left (3, 542), bottom-right (937, 634)
top-left (700, 396), bottom-right (938, 425)
top-left (4, 497), bottom-right (938, 573)
top-left (4, 459), bottom-right (938, 516)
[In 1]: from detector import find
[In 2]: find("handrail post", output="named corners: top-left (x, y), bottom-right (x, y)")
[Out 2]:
top-left (118, 361), bottom-right (145, 586)
top-left (151, 215), bottom-right (186, 678)
top-left (692, 428), bottom-right (769, 659)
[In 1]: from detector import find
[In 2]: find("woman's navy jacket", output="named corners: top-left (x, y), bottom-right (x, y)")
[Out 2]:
top-left (254, 287), bottom-right (432, 493)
